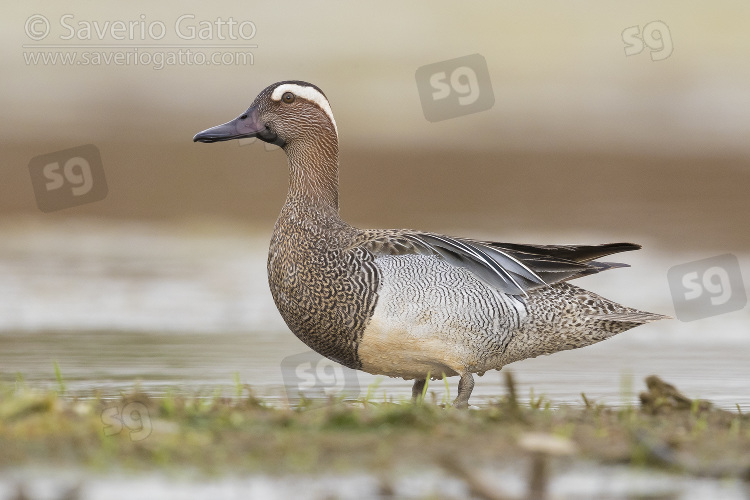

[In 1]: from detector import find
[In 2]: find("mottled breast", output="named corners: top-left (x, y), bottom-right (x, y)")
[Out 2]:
top-left (267, 211), bottom-right (379, 369)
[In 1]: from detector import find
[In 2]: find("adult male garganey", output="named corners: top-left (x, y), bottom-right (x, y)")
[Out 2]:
top-left (194, 80), bottom-right (666, 408)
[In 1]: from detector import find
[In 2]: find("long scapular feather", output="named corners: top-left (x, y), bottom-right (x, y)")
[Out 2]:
top-left (365, 232), bottom-right (641, 296)
top-left (413, 234), bottom-right (547, 296)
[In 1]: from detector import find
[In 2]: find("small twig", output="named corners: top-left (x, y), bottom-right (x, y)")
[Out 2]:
top-left (527, 452), bottom-right (548, 500)
top-left (581, 392), bottom-right (591, 409)
top-left (503, 371), bottom-right (523, 420)
top-left (438, 455), bottom-right (511, 500)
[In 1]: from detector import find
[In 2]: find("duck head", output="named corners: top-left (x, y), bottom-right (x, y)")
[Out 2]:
top-left (193, 80), bottom-right (338, 148)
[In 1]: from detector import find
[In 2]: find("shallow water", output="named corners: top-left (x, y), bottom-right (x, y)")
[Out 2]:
top-left (1, 218), bottom-right (748, 410)
top-left (1, 463), bottom-right (749, 500)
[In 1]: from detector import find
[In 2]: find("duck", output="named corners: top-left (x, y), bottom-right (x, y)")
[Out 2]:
top-left (194, 80), bottom-right (667, 408)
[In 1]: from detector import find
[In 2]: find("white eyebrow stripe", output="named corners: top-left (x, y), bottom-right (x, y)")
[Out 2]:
top-left (271, 83), bottom-right (338, 136)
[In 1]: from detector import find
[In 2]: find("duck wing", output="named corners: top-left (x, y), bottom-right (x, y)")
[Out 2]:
top-left (355, 230), bottom-right (640, 297)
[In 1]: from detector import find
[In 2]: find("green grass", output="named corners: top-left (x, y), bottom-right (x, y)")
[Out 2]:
top-left (1, 372), bottom-right (749, 479)
top-left (53, 361), bottom-right (66, 394)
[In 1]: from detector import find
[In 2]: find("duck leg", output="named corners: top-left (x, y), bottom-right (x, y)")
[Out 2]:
top-left (411, 379), bottom-right (426, 402)
top-left (453, 373), bottom-right (474, 409)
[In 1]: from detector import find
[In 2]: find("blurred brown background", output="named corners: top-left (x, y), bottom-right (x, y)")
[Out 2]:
top-left (3, 1), bottom-right (749, 251)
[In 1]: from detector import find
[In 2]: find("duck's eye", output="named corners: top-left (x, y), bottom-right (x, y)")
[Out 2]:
top-left (281, 92), bottom-right (295, 103)
top-left (240, 114), bottom-right (248, 120)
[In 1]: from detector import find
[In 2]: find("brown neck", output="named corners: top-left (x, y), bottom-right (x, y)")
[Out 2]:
top-left (283, 132), bottom-right (340, 215)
